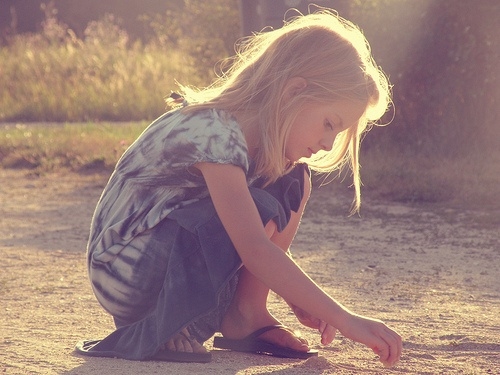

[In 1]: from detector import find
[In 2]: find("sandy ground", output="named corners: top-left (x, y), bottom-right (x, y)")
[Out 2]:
top-left (1, 168), bottom-right (499, 374)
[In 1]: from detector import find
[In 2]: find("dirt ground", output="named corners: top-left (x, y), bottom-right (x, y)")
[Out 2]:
top-left (1, 168), bottom-right (499, 374)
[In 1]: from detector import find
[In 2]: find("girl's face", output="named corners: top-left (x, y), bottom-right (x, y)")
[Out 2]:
top-left (285, 100), bottom-right (366, 162)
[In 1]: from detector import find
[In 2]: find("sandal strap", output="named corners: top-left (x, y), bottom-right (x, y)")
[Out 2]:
top-left (245, 324), bottom-right (287, 340)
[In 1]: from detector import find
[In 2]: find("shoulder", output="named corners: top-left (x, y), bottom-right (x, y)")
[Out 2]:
top-left (116, 107), bottom-right (250, 177)
top-left (177, 108), bottom-right (245, 142)
top-left (174, 107), bottom-right (249, 161)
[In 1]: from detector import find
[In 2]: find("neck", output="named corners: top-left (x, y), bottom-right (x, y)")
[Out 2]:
top-left (233, 110), bottom-right (260, 159)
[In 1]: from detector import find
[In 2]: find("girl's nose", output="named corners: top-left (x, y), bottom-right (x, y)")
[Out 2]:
top-left (320, 133), bottom-right (336, 152)
top-left (319, 141), bottom-right (332, 152)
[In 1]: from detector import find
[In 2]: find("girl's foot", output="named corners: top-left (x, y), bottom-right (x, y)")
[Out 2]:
top-left (153, 328), bottom-right (212, 363)
top-left (162, 328), bottom-right (208, 354)
top-left (220, 304), bottom-right (310, 353)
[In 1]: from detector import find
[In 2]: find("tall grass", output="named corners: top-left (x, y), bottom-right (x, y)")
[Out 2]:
top-left (0, 14), bottom-right (204, 122)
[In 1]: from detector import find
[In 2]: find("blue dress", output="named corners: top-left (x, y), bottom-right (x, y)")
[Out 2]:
top-left (78, 107), bottom-right (309, 360)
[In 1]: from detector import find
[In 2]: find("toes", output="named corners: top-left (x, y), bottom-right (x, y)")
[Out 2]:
top-left (167, 336), bottom-right (188, 352)
top-left (165, 338), bottom-right (177, 352)
top-left (261, 327), bottom-right (310, 352)
top-left (285, 332), bottom-right (309, 351)
top-left (164, 329), bottom-right (207, 353)
top-left (175, 335), bottom-right (193, 352)
top-left (191, 340), bottom-right (209, 353)
top-left (297, 336), bottom-right (309, 346)
top-left (177, 329), bottom-right (195, 352)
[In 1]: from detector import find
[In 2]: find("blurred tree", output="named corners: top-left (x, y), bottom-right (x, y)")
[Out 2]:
top-left (391, 0), bottom-right (499, 155)
top-left (238, 0), bottom-right (352, 35)
top-left (353, 0), bottom-right (500, 156)
top-left (144, 0), bottom-right (240, 82)
top-left (0, 0), bottom-right (182, 42)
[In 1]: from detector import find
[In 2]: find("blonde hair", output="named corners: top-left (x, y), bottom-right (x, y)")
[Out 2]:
top-left (174, 9), bottom-right (391, 212)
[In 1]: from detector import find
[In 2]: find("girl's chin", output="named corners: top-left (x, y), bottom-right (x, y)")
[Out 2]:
top-left (285, 154), bottom-right (300, 163)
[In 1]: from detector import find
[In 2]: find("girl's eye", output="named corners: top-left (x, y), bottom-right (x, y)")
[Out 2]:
top-left (325, 120), bottom-right (334, 130)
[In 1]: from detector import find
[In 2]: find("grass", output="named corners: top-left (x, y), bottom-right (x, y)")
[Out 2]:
top-left (0, 122), bottom-right (147, 172)
top-left (2, 122), bottom-right (499, 213)
top-left (0, 13), bottom-right (214, 123)
top-left (0, 37), bottom-right (197, 123)
top-left (358, 147), bottom-right (500, 211)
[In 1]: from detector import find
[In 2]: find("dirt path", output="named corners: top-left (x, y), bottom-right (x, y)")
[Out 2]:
top-left (1, 168), bottom-right (499, 374)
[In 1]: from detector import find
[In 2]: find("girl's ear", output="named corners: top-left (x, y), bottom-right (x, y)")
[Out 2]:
top-left (283, 77), bottom-right (307, 102)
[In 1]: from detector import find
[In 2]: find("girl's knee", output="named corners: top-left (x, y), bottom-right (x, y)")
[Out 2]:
top-left (264, 219), bottom-right (278, 239)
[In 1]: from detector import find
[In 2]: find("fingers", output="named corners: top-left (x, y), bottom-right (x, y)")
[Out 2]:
top-left (319, 320), bottom-right (327, 334)
top-left (319, 322), bottom-right (336, 345)
top-left (373, 345), bottom-right (393, 367)
top-left (294, 306), bottom-right (322, 329)
top-left (372, 326), bottom-right (402, 367)
top-left (385, 327), bottom-right (402, 366)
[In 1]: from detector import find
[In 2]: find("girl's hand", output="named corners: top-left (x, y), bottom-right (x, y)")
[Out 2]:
top-left (340, 313), bottom-right (402, 368)
top-left (291, 304), bottom-right (337, 345)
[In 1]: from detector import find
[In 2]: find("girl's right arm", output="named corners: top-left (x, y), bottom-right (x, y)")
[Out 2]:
top-left (194, 162), bottom-right (402, 367)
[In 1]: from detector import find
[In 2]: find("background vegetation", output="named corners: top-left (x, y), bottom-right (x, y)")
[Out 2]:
top-left (0, 0), bottom-right (239, 122)
top-left (0, 0), bottom-right (499, 208)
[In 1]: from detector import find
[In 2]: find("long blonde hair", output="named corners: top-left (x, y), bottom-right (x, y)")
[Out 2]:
top-left (175, 9), bottom-right (391, 211)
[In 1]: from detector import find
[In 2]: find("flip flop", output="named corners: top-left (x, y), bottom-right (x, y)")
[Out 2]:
top-left (213, 324), bottom-right (318, 359)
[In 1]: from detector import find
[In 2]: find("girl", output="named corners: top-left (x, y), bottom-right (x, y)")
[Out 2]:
top-left (76, 9), bottom-right (402, 368)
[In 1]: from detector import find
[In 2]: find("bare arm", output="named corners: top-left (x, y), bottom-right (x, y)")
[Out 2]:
top-left (195, 162), bottom-right (349, 322)
top-left (194, 162), bottom-right (402, 367)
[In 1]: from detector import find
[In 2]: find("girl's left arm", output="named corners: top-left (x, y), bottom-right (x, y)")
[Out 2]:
top-left (193, 161), bottom-right (351, 324)
top-left (194, 162), bottom-right (402, 367)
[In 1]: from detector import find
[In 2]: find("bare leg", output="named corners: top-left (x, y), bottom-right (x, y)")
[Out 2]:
top-left (160, 218), bottom-right (305, 355)
top-left (165, 170), bottom-right (311, 354)
top-left (220, 170), bottom-right (312, 351)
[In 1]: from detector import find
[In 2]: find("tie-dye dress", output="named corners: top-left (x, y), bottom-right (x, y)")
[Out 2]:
top-left (79, 106), bottom-right (309, 360)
